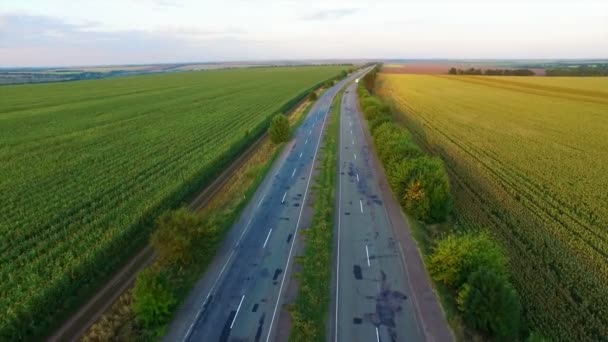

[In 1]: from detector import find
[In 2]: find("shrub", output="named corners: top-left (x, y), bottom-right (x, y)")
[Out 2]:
top-left (151, 208), bottom-right (206, 266)
top-left (428, 232), bottom-right (508, 290)
top-left (388, 156), bottom-right (451, 223)
top-left (269, 114), bottom-right (290, 143)
top-left (458, 266), bottom-right (521, 340)
top-left (132, 269), bottom-right (176, 333)
top-left (308, 92), bottom-right (318, 101)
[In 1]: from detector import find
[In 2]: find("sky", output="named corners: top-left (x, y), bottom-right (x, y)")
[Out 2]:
top-left (0, 0), bottom-right (607, 67)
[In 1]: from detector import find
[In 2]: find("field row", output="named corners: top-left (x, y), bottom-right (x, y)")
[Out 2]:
top-left (0, 66), bottom-right (344, 339)
top-left (377, 74), bottom-right (608, 340)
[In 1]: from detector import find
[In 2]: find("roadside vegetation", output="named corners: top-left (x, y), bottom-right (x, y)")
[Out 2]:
top-left (83, 85), bottom-right (326, 340)
top-left (377, 72), bottom-right (608, 341)
top-left (357, 66), bottom-right (531, 341)
top-left (289, 89), bottom-right (343, 341)
top-left (0, 66), bottom-right (347, 340)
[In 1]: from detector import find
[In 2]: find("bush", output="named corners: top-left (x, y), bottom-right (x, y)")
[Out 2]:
top-left (132, 269), bottom-right (176, 333)
top-left (458, 266), bottom-right (521, 340)
top-left (428, 232), bottom-right (508, 290)
top-left (269, 114), bottom-right (290, 143)
top-left (384, 155), bottom-right (450, 223)
top-left (151, 208), bottom-right (207, 266)
top-left (372, 123), bottom-right (420, 165)
top-left (308, 91), bottom-right (318, 101)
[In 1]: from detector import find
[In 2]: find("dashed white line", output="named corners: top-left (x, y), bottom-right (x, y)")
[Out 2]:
top-left (263, 229), bottom-right (272, 248)
top-left (299, 152), bottom-right (303, 159)
top-left (366, 245), bottom-right (371, 267)
top-left (291, 168), bottom-right (297, 178)
top-left (360, 199), bottom-right (363, 213)
top-left (351, 139), bottom-right (354, 145)
top-left (230, 295), bottom-right (245, 329)
top-left (356, 173), bottom-right (360, 183)
top-left (354, 153), bottom-right (357, 160)
top-left (281, 192), bottom-right (287, 204)
top-left (305, 138), bottom-right (309, 144)
top-left (376, 327), bottom-right (380, 342)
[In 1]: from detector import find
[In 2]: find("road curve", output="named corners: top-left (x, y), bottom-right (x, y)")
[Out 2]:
top-left (163, 68), bottom-right (368, 342)
top-left (331, 80), bottom-right (453, 342)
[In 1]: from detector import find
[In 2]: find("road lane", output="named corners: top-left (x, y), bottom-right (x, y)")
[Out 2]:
top-left (164, 69), bottom-right (368, 342)
top-left (333, 80), bottom-right (425, 342)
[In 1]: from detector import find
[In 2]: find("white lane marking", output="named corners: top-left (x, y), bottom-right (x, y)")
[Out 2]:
top-left (230, 295), bottom-right (246, 329)
top-left (291, 168), bottom-right (296, 178)
top-left (299, 152), bottom-right (303, 159)
top-left (360, 200), bottom-right (363, 213)
top-left (257, 194), bottom-right (266, 208)
top-left (350, 129), bottom-right (353, 135)
top-left (354, 153), bottom-right (357, 160)
top-left (266, 83), bottom-right (333, 342)
top-left (366, 245), bottom-right (371, 267)
top-left (376, 327), bottom-right (380, 342)
top-left (351, 139), bottom-right (354, 145)
top-left (263, 229), bottom-right (272, 248)
top-left (356, 173), bottom-right (360, 183)
top-left (309, 129), bottom-right (312, 135)
top-left (305, 138), bottom-right (308, 144)
top-left (281, 192), bottom-right (287, 204)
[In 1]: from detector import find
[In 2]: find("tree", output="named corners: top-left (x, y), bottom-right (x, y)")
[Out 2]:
top-left (269, 114), bottom-right (290, 143)
top-left (448, 67), bottom-right (458, 75)
top-left (389, 156), bottom-right (451, 223)
top-left (458, 266), bottom-right (521, 340)
top-left (150, 208), bottom-right (208, 266)
top-left (308, 91), bottom-right (318, 101)
top-left (133, 269), bottom-right (176, 332)
top-left (428, 232), bottom-right (508, 290)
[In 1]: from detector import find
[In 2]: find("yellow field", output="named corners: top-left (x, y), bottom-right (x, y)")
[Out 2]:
top-left (377, 74), bottom-right (608, 341)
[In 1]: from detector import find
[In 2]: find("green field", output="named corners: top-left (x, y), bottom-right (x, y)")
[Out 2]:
top-left (0, 66), bottom-right (343, 338)
top-left (378, 74), bottom-right (608, 341)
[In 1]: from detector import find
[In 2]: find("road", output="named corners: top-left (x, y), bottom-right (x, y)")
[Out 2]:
top-left (332, 80), bottom-right (452, 342)
top-left (164, 68), bottom-right (369, 342)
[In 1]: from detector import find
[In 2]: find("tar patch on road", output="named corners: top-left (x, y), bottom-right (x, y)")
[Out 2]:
top-left (219, 310), bottom-right (237, 342)
top-left (286, 233), bottom-right (293, 243)
top-left (353, 265), bottom-right (363, 280)
top-left (254, 313), bottom-right (266, 342)
top-left (273, 268), bottom-right (283, 281)
top-left (363, 271), bottom-right (408, 341)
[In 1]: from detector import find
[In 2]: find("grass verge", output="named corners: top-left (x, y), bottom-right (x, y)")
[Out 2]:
top-left (288, 90), bottom-right (342, 341)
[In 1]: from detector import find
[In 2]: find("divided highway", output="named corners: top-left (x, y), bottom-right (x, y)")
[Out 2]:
top-left (164, 69), bottom-right (368, 342)
top-left (332, 80), bottom-right (451, 341)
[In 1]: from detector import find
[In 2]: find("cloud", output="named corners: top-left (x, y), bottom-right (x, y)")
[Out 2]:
top-left (0, 14), bottom-right (270, 66)
top-left (300, 8), bottom-right (359, 21)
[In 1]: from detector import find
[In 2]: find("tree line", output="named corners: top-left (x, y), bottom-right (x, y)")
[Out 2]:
top-left (448, 67), bottom-right (535, 76)
top-left (546, 64), bottom-right (608, 76)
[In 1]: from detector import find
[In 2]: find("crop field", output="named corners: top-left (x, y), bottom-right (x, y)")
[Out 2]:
top-left (0, 65), bottom-right (343, 338)
top-left (377, 74), bottom-right (608, 341)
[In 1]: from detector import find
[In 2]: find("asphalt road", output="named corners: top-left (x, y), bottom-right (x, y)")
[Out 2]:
top-left (332, 80), bottom-right (430, 342)
top-left (164, 69), bottom-right (368, 342)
